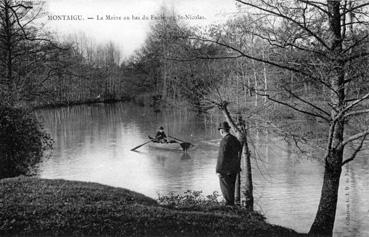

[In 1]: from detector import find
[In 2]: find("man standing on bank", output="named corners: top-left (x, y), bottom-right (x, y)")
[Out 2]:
top-left (216, 121), bottom-right (242, 206)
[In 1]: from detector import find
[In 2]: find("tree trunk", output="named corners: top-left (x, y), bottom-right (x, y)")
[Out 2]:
top-left (309, 2), bottom-right (345, 235)
top-left (262, 50), bottom-right (268, 104)
top-left (252, 60), bottom-right (258, 107)
top-left (220, 101), bottom-right (254, 210)
top-left (242, 136), bottom-right (254, 210)
top-left (4, 0), bottom-right (14, 106)
top-left (235, 172), bottom-right (241, 205)
top-left (309, 149), bottom-right (343, 236)
top-left (248, 75), bottom-right (251, 97)
top-left (236, 75), bottom-right (241, 109)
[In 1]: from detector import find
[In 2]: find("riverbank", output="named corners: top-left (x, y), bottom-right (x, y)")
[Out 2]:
top-left (32, 97), bottom-right (132, 110)
top-left (0, 177), bottom-right (303, 237)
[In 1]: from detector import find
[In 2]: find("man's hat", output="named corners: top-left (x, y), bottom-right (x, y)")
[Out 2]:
top-left (218, 121), bottom-right (231, 131)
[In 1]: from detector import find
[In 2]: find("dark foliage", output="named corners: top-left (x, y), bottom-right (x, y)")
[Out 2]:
top-left (0, 107), bottom-right (53, 179)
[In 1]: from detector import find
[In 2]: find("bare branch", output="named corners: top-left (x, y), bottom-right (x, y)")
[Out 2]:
top-left (337, 128), bottom-right (369, 149)
top-left (344, 108), bottom-right (369, 118)
top-left (340, 2), bottom-right (369, 16)
top-left (219, 101), bottom-right (243, 136)
top-left (342, 34), bottom-right (369, 55)
top-left (8, 6), bottom-right (68, 51)
top-left (282, 86), bottom-right (331, 118)
top-left (186, 35), bottom-right (341, 97)
top-left (341, 21), bottom-right (369, 27)
top-left (235, 0), bottom-right (331, 49)
top-left (345, 51), bottom-right (369, 62)
top-left (165, 55), bottom-right (243, 62)
top-left (252, 88), bottom-right (331, 122)
top-left (334, 92), bottom-right (369, 121)
top-left (246, 29), bottom-right (329, 59)
top-left (297, 0), bottom-right (329, 14)
top-left (341, 134), bottom-right (368, 166)
top-left (188, 36), bottom-right (326, 84)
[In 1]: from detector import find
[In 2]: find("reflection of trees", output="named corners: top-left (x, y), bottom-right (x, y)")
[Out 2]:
top-left (155, 155), bottom-right (167, 167)
top-left (181, 153), bottom-right (191, 160)
top-left (348, 164), bottom-right (359, 236)
top-left (153, 152), bottom-right (192, 166)
top-left (160, 108), bottom-right (218, 143)
top-left (38, 103), bottom-right (154, 159)
top-left (340, 143), bottom-right (369, 235)
top-left (344, 160), bottom-right (369, 236)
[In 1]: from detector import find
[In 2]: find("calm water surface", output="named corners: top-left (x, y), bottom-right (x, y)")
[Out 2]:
top-left (36, 103), bottom-right (369, 236)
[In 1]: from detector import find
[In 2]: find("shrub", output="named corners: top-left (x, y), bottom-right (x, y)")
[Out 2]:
top-left (157, 190), bottom-right (267, 220)
top-left (0, 106), bottom-right (53, 179)
top-left (157, 190), bottom-right (223, 209)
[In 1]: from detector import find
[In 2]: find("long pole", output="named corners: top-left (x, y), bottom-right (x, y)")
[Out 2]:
top-left (131, 141), bottom-right (152, 151)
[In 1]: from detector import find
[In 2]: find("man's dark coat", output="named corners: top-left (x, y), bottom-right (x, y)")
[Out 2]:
top-left (216, 133), bottom-right (242, 175)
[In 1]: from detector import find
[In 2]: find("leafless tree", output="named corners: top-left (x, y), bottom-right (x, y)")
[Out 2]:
top-left (187, 0), bottom-right (369, 235)
top-left (0, 0), bottom-right (66, 106)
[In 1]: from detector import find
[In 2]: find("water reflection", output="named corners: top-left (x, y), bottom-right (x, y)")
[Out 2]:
top-left (36, 102), bottom-right (369, 236)
top-left (181, 153), bottom-right (192, 160)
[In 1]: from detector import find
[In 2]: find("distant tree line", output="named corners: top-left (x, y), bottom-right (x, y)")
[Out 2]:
top-left (0, 1), bottom-right (150, 109)
top-left (129, 9), bottom-right (369, 113)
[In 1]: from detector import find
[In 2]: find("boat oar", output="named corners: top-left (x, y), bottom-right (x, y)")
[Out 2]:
top-left (168, 135), bottom-right (193, 151)
top-left (168, 135), bottom-right (188, 144)
top-left (131, 141), bottom-right (151, 151)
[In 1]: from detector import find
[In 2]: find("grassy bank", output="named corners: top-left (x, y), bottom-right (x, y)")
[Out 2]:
top-left (0, 177), bottom-right (302, 236)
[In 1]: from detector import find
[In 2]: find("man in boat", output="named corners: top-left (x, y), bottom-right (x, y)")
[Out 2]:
top-left (155, 126), bottom-right (167, 143)
top-left (216, 121), bottom-right (242, 206)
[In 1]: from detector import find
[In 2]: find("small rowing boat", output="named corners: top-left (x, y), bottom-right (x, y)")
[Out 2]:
top-left (148, 142), bottom-right (184, 151)
top-left (148, 136), bottom-right (193, 152)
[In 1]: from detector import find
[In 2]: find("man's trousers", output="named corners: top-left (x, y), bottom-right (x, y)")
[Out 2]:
top-left (219, 173), bottom-right (237, 205)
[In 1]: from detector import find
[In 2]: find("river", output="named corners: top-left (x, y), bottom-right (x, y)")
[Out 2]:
top-left (36, 102), bottom-right (369, 236)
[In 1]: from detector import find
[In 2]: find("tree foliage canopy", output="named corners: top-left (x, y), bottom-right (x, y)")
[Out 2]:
top-left (0, 106), bottom-right (53, 179)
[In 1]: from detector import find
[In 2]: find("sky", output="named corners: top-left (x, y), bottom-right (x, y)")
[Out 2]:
top-left (39, 0), bottom-right (237, 58)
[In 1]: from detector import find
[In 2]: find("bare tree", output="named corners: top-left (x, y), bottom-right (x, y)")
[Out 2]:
top-left (0, 0), bottom-right (66, 107)
top-left (187, 0), bottom-right (369, 235)
top-left (168, 47), bottom-right (256, 209)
